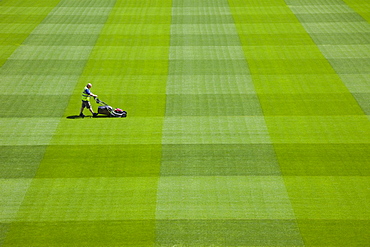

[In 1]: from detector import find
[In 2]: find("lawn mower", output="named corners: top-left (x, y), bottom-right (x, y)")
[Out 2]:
top-left (95, 97), bottom-right (127, 118)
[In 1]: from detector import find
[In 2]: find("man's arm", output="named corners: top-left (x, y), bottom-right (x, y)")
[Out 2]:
top-left (89, 92), bottom-right (97, 98)
top-left (85, 88), bottom-right (97, 98)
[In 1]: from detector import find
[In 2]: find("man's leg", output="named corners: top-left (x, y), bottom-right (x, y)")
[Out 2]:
top-left (80, 101), bottom-right (87, 117)
top-left (89, 107), bottom-right (97, 116)
top-left (79, 107), bottom-right (85, 117)
top-left (86, 101), bottom-right (98, 117)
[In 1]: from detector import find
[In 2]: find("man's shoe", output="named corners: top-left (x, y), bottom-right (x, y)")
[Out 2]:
top-left (93, 113), bottom-right (98, 117)
top-left (79, 113), bottom-right (85, 118)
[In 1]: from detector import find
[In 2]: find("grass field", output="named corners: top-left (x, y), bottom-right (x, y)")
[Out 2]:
top-left (1, 0), bottom-right (369, 246)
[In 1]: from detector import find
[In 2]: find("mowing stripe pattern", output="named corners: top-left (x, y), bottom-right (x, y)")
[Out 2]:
top-left (2, 0), bottom-right (173, 245)
top-left (288, 0), bottom-right (370, 115)
top-left (156, 0), bottom-right (304, 246)
top-left (229, 0), bottom-right (370, 245)
top-left (1, 0), bottom-right (369, 246)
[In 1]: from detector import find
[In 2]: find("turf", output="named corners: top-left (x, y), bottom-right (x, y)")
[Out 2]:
top-left (1, 0), bottom-right (370, 246)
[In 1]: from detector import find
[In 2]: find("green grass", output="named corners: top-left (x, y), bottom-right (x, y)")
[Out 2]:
top-left (156, 176), bottom-right (295, 219)
top-left (1, 0), bottom-right (370, 246)
top-left (161, 144), bottom-right (280, 176)
top-left (156, 219), bottom-right (304, 246)
top-left (0, 0), bottom-right (60, 67)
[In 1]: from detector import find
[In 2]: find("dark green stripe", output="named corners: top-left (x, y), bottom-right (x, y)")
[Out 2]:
top-left (156, 219), bottom-right (304, 246)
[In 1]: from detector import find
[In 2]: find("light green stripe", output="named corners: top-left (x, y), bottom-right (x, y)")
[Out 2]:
top-left (14, 177), bottom-right (159, 222)
top-left (0, 179), bottom-right (33, 223)
top-left (287, 0), bottom-right (370, 112)
top-left (0, 0), bottom-right (60, 66)
top-left (156, 176), bottom-right (296, 219)
top-left (156, 1), bottom-right (300, 246)
top-left (1, 1), bottom-right (118, 245)
top-left (4, 0), bottom-right (172, 246)
top-left (342, 0), bottom-right (370, 22)
top-left (229, 1), bottom-right (370, 246)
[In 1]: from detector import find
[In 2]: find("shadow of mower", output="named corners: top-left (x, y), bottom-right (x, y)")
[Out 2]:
top-left (66, 115), bottom-right (110, 119)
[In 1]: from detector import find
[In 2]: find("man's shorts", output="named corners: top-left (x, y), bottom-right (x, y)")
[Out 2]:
top-left (82, 100), bottom-right (91, 109)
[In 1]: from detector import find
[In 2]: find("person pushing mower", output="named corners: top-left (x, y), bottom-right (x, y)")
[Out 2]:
top-left (79, 83), bottom-right (98, 117)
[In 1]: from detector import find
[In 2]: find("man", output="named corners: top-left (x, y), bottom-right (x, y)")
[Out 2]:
top-left (80, 83), bottom-right (98, 117)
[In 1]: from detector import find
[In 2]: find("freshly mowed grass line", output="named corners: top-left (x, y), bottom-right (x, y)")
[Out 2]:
top-left (288, 0), bottom-right (370, 114)
top-left (0, 0), bottom-right (60, 66)
top-left (156, 176), bottom-right (296, 220)
top-left (0, 1), bottom-right (117, 235)
top-left (230, 0), bottom-right (370, 246)
top-left (156, 219), bottom-right (304, 246)
top-left (258, 93), bottom-right (364, 116)
top-left (0, 146), bottom-right (47, 178)
top-left (1, 95), bottom-right (70, 118)
top-left (1, 0), bottom-right (154, 246)
top-left (0, 118), bottom-right (60, 146)
top-left (166, 75), bottom-right (255, 94)
top-left (165, 94), bottom-right (263, 116)
top-left (36, 145), bottom-right (162, 178)
top-left (5, 220), bottom-right (156, 246)
top-left (284, 176), bottom-right (370, 220)
top-left (0, 179), bottom-right (33, 223)
top-left (284, 176), bottom-right (370, 245)
top-left (274, 143), bottom-right (370, 176)
top-left (3, 0), bottom-right (172, 246)
top-left (282, 1), bottom-right (370, 243)
top-left (11, 177), bottom-right (159, 222)
top-left (343, 0), bottom-right (370, 22)
top-left (297, 219), bottom-right (370, 246)
top-left (161, 144), bottom-right (280, 176)
top-left (156, 0), bottom-right (300, 246)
